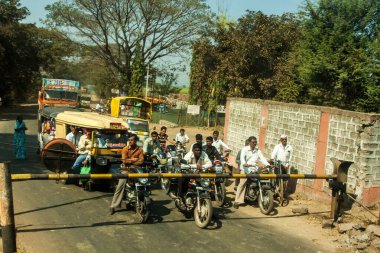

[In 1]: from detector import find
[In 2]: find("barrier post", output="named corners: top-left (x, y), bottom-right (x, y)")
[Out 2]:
top-left (329, 158), bottom-right (353, 222)
top-left (0, 162), bottom-right (17, 253)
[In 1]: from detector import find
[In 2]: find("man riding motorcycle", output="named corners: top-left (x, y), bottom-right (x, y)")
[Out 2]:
top-left (202, 136), bottom-right (222, 162)
top-left (178, 143), bottom-right (212, 197)
top-left (233, 136), bottom-right (270, 209)
top-left (142, 131), bottom-right (161, 161)
top-left (109, 134), bottom-right (144, 215)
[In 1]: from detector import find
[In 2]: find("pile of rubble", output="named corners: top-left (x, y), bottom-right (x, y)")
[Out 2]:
top-left (325, 221), bottom-right (380, 252)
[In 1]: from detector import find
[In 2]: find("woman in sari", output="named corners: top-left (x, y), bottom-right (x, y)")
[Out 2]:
top-left (14, 115), bottom-right (27, 160)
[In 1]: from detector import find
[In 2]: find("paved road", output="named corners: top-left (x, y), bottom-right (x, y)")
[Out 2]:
top-left (0, 105), bottom-right (331, 253)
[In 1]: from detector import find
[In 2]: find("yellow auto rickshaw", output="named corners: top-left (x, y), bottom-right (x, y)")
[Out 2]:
top-left (40, 111), bottom-right (130, 189)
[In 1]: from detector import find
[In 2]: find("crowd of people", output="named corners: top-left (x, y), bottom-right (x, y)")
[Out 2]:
top-left (12, 114), bottom-right (292, 214)
top-left (109, 126), bottom-right (293, 214)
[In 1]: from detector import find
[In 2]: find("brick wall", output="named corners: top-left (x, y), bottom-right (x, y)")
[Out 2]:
top-left (225, 98), bottom-right (380, 205)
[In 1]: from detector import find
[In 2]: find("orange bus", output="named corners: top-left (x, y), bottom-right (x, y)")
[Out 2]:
top-left (38, 78), bottom-right (80, 110)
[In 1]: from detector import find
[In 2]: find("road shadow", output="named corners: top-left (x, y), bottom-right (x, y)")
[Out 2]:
top-left (14, 194), bottom-right (113, 216)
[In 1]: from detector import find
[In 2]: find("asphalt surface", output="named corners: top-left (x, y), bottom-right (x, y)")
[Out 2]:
top-left (0, 105), bottom-right (331, 253)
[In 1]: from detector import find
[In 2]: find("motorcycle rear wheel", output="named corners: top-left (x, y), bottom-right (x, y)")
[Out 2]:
top-left (136, 196), bottom-right (151, 223)
top-left (215, 182), bottom-right (226, 207)
top-left (194, 198), bottom-right (213, 229)
top-left (258, 189), bottom-right (274, 215)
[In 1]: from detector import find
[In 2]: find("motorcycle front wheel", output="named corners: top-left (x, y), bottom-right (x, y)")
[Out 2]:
top-left (258, 189), bottom-right (274, 215)
top-left (136, 196), bottom-right (151, 223)
top-left (194, 198), bottom-right (213, 229)
top-left (161, 178), bottom-right (171, 194)
top-left (215, 182), bottom-right (226, 207)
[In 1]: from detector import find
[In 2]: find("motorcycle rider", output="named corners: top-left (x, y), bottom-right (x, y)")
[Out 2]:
top-left (233, 136), bottom-right (269, 209)
top-left (234, 139), bottom-right (250, 191)
top-left (212, 130), bottom-right (231, 155)
top-left (109, 134), bottom-right (144, 215)
top-left (158, 126), bottom-right (169, 143)
top-left (143, 131), bottom-right (160, 159)
top-left (177, 143), bottom-right (212, 198)
top-left (189, 134), bottom-right (206, 152)
top-left (174, 128), bottom-right (189, 148)
top-left (203, 136), bottom-right (222, 162)
top-left (270, 134), bottom-right (293, 196)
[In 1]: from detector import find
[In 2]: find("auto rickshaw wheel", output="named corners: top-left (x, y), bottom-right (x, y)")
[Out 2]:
top-left (41, 138), bottom-right (77, 173)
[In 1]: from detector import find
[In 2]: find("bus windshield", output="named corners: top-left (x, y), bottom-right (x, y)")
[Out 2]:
top-left (44, 90), bottom-right (78, 101)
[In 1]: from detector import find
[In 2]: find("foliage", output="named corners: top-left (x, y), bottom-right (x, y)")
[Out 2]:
top-left (45, 0), bottom-right (210, 95)
top-left (297, 0), bottom-right (380, 112)
top-left (152, 70), bottom-right (181, 97)
top-left (0, 0), bottom-right (41, 104)
top-left (189, 11), bottom-right (302, 109)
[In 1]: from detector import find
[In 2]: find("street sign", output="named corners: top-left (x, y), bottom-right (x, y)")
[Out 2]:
top-left (187, 105), bottom-right (200, 115)
top-left (216, 105), bottom-right (226, 113)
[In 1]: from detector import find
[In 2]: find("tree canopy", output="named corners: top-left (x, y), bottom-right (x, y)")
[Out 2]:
top-left (45, 0), bottom-right (210, 96)
top-left (189, 0), bottom-right (380, 113)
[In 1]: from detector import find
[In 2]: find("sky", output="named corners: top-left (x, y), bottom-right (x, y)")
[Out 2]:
top-left (19, 0), bottom-right (305, 85)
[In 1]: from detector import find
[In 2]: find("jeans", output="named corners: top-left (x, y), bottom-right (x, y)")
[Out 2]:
top-left (72, 154), bottom-right (88, 174)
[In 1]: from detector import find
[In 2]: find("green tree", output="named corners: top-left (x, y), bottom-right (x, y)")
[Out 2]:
top-left (45, 0), bottom-right (210, 95)
top-left (0, 0), bottom-right (42, 104)
top-left (189, 11), bottom-right (301, 108)
top-left (130, 44), bottom-right (144, 96)
top-left (297, 0), bottom-right (380, 111)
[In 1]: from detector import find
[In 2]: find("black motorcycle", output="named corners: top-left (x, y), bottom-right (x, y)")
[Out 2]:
top-left (123, 167), bottom-right (152, 223)
top-left (244, 166), bottom-right (274, 215)
top-left (209, 160), bottom-right (227, 207)
top-left (169, 160), bottom-right (213, 229)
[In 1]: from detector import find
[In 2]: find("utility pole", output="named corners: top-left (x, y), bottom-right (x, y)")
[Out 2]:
top-left (145, 64), bottom-right (150, 99)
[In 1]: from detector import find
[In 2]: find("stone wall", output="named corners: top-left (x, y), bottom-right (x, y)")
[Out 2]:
top-left (224, 97), bottom-right (380, 205)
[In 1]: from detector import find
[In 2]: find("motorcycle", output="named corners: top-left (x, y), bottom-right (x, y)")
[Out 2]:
top-left (169, 160), bottom-right (213, 229)
top-left (208, 160), bottom-right (227, 207)
top-left (122, 166), bottom-right (152, 223)
top-left (150, 146), bottom-right (172, 192)
top-left (244, 166), bottom-right (274, 215)
top-left (271, 160), bottom-right (289, 206)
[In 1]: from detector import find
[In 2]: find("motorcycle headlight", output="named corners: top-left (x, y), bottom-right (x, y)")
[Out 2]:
top-left (200, 178), bottom-right (210, 188)
top-left (215, 165), bottom-right (223, 173)
top-left (138, 178), bottom-right (149, 185)
top-left (96, 157), bottom-right (108, 166)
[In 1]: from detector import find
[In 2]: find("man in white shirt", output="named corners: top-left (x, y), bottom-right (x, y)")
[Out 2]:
top-left (65, 125), bottom-right (79, 146)
top-left (183, 143), bottom-right (212, 171)
top-left (233, 136), bottom-right (269, 209)
top-left (72, 129), bottom-right (93, 174)
top-left (212, 130), bottom-right (231, 155)
top-left (271, 135), bottom-right (293, 197)
top-left (271, 134), bottom-right (293, 169)
top-left (174, 128), bottom-right (189, 147)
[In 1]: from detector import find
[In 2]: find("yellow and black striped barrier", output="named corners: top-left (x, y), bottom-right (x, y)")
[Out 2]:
top-left (11, 173), bottom-right (338, 181)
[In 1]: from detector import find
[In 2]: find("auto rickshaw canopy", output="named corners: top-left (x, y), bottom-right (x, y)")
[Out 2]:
top-left (55, 111), bottom-right (129, 130)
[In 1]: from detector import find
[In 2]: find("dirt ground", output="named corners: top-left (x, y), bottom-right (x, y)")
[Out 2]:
top-left (152, 122), bottom-right (380, 253)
